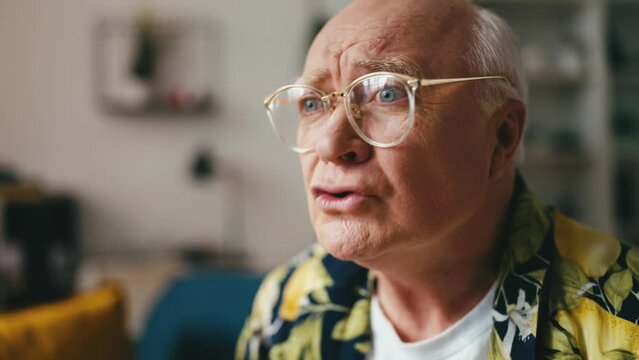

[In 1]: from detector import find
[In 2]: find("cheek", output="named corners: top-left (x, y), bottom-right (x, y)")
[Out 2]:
top-left (417, 88), bottom-right (494, 166)
top-left (385, 117), bottom-right (491, 227)
top-left (299, 155), bottom-right (316, 190)
top-left (430, 124), bottom-right (491, 200)
top-left (420, 106), bottom-right (493, 177)
top-left (299, 155), bottom-right (321, 222)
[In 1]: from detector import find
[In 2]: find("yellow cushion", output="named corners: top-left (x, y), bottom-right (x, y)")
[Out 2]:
top-left (0, 282), bottom-right (133, 360)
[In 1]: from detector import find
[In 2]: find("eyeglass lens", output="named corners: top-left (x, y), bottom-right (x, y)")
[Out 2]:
top-left (267, 73), bottom-right (413, 151)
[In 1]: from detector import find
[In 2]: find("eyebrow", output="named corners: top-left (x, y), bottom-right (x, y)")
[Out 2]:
top-left (356, 57), bottom-right (424, 78)
top-left (295, 69), bottom-right (330, 86)
top-left (295, 57), bottom-right (425, 86)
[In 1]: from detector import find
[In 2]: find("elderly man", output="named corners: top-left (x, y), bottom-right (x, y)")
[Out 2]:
top-left (237, 0), bottom-right (639, 358)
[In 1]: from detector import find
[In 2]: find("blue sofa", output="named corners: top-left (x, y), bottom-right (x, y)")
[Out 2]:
top-left (137, 270), bottom-right (262, 360)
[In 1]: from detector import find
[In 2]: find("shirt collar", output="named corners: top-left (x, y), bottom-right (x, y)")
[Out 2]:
top-left (490, 173), bottom-right (554, 359)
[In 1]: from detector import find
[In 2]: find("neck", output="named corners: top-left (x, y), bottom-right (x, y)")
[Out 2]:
top-left (361, 172), bottom-right (515, 342)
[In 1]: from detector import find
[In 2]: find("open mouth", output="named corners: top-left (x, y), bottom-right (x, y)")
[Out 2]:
top-left (332, 191), bottom-right (353, 199)
top-left (312, 188), bottom-right (357, 199)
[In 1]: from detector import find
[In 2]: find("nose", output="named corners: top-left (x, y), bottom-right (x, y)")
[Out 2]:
top-left (313, 98), bottom-right (372, 164)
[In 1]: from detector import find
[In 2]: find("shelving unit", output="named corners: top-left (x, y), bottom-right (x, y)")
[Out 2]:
top-left (478, 0), bottom-right (617, 235)
top-left (609, 0), bottom-right (639, 242)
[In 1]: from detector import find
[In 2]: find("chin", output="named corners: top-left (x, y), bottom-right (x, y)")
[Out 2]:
top-left (315, 218), bottom-right (381, 261)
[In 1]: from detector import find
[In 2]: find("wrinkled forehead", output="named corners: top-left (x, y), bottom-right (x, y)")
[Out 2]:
top-left (302, 0), bottom-right (476, 86)
top-left (297, 57), bottom-right (424, 87)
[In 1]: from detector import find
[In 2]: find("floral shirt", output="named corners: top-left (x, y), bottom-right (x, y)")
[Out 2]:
top-left (236, 178), bottom-right (639, 359)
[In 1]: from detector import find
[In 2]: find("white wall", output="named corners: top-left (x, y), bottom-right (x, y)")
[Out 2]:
top-left (0, 0), bottom-right (341, 269)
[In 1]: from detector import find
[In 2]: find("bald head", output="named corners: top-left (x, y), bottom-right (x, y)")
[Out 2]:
top-left (305, 0), bottom-right (479, 78)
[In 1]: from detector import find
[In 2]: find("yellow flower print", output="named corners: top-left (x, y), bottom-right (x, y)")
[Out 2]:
top-left (331, 299), bottom-right (370, 343)
top-left (270, 315), bottom-right (323, 360)
top-left (507, 191), bottom-right (550, 265)
top-left (554, 213), bottom-right (621, 278)
top-left (279, 253), bottom-right (334, 321)
top-left (555, 298), bottom-right (639, 358)
top-left (489, 328), bottom-right (510, 360)
top-left (236, 264), bottom-right (288, 360)
top-left (251, 265), bottom-right (288, 330)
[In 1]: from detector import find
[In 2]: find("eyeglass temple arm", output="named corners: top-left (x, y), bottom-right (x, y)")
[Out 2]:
top-left (419, 76), bottom-right (510, 87)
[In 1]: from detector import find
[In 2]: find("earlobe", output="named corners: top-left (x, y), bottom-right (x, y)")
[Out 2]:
top-left (488, 100), bottom-right (526, 179)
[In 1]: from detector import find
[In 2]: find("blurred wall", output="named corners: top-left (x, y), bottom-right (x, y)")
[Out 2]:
top-left (0, 0), bottom-right (332, 268)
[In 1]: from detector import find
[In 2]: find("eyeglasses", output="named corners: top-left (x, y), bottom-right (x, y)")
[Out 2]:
top-left (263, 71), bottom-right (509, 153)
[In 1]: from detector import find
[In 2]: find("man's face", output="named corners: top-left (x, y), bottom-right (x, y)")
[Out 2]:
top-left (299, 0), bottom-right (497, 263)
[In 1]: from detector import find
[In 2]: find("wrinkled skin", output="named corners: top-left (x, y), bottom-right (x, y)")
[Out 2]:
top-left (300, 0), bottom-right (520, 267)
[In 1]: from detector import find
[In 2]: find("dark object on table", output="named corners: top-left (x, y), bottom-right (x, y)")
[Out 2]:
top-left (2, 195), bottom-right (78, 310)
top-left (191, 148), bottom-right (215, 182)
top-left (0, 167), bottom-right (18, 184)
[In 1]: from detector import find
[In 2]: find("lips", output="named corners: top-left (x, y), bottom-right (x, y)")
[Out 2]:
top-left (311, 186), bottom-right (371, 213)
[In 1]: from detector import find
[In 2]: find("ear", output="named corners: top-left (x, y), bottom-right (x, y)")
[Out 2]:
top-left (489, 99), bottom-right (526, 179)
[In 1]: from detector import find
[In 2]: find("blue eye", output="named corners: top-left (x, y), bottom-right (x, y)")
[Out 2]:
top-left (300, 98), bottom-right (322, 115)
top-left (378, 88), bottom-right (398, 102)
top-left (304, 99), bottom-right (318, 111)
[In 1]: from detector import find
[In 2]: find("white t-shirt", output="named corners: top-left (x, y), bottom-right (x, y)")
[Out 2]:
top-left (368, 282), bottom-right (497, 360)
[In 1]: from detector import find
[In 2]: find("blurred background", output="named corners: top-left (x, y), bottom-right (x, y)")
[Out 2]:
top-left (0, 0), bottom-right (638, 359)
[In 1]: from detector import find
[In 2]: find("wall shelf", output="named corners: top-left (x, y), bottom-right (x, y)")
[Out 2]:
top-left (94, 16), bottom-right (223, 118)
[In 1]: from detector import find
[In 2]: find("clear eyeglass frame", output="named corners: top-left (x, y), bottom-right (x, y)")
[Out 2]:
top-left (263, 71), bottom-right (509, 153)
